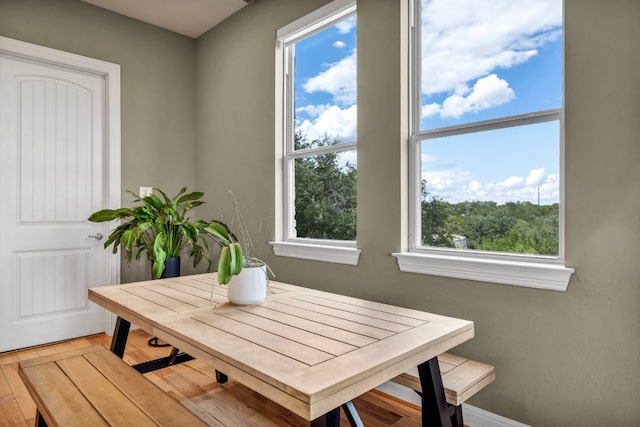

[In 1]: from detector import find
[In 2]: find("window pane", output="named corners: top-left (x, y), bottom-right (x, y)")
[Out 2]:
top-left (420, 0), bottom-right (562, 131)
top-left (294, 150), bottom-right (357, 240)
top-left (294, 16), bottom-right (357, 146)
top-left (420, 121), bottom-right (559, 255)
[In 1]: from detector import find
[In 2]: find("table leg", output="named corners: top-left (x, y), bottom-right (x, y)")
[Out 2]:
top-left (216, 370), bottom-right (228, 383)
top-left (341, 401), bottom-right (363, 427)
top-left (310, 407), bottom-right (340, 427)
top-left (418, 356), bottom-right (452, 427)
top-left (109, 317), bottom-right (131, 358)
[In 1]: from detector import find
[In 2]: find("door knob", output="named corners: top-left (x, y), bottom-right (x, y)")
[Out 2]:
top-left (88, 233), bottom-right (104, 241)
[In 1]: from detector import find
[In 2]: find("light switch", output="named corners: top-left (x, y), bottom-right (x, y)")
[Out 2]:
top-left (139, 186), bottom-right (153, 197)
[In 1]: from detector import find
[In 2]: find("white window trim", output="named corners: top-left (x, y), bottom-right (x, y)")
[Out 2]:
top-left (392, 252), bottom-right (573, 291)
top-left (398, 0), bottom-right (573, 291)
top-left (271, 241), bottom-right (361, 266)
top-left (273, 0), bottom-right (360, 266)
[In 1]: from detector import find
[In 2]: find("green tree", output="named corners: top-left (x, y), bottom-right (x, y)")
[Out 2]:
top-left (421, 180), bottom-right (453, 247)
top-left (462, 205), bottom-right (517, 249)
top-left (294, 132), bottom-right (357, 240)
top-left (420, 196), bottom-right (559, 255)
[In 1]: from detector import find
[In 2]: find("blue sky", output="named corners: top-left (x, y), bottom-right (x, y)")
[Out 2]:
top-left (294, 16), bottom-right (357, 146)
top-left (292, 0), bottom-right (562, 205)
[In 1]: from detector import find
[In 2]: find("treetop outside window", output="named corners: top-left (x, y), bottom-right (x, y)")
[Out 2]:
top-left (394, 0), bottom-right (574, 290)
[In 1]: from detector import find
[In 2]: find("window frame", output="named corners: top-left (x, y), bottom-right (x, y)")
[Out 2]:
top-left (394, 0), bottom-right (574, 291)
top-left (272, 0), bottom-right (361, 265)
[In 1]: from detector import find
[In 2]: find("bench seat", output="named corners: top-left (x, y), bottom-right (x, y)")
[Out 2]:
top-left (392, 352), bottom-right (495, 406)
top-left (18, 345), bottom-right (207, 427)
top-left (387, 353), bottom-right (495, 427)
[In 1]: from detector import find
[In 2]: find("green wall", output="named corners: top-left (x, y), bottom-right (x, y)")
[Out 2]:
top-left (2, 0), bottom-right (640, 425)
top-left (196, 0), bottom-right (640, 426)
top-left (0, 0), bottom-right (198, 281)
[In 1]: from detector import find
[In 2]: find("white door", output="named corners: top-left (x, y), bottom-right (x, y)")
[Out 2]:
top-left (0, 48), bottom-right (118, 352)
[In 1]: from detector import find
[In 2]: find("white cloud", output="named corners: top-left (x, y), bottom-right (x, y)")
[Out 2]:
top-left (539, 173), bottom-right (559, 202)
top-left (468, 180), bottom-right (482, 192)
top-left (296, 104), bottom-right (357, 142)
top-left (493, 175), bottom-right (525, 189)
top-left (421, 153), bottom-right (437, 162)
top-left (421, 0), bottom-right (562, 97)
top-left (334, 16), bottom-right (356, 34)
top-left (423, 166), bottom-right (559, 205)
top-left (526, 168), bottom-right (545, 186)
top-left (424, 74), bottom-right (515, 119)
top-left (423, 169), bottom-right (472, 193)
top-left (303, 50), bottom-right (357, 106)
top-left (296, 104), bottom-right (329, 118)
top-left (333, 40), bottom-right (346, 48)
top-left (422, 103), bottom-right (441, 118)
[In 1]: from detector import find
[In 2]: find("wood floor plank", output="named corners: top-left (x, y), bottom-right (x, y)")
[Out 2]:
top-left (0, 365), bottom-right (13, 397)
top-left (1, 362), bottom-right (36, 421)
top-left (0, 394), bottom-right (29, 427)
top-left (0, 354), bottom-right (19, 366)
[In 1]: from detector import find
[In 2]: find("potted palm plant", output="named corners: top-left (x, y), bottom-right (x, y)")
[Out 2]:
top-left (88, 187), bottom-right (210, 279)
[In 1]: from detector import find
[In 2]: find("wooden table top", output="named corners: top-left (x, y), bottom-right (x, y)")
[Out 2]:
top-left (89, 273), bottom-right (474, 420)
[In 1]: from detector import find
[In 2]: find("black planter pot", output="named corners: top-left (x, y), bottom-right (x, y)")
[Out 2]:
top-left (161, 256), bottom-right (181, 279)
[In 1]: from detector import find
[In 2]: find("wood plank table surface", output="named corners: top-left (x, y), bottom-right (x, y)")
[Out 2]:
top-left (88, 273), bottom-right (474, 426)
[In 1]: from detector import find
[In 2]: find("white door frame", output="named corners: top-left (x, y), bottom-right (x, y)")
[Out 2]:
top-left (0, 36), bottom-right (121, 335)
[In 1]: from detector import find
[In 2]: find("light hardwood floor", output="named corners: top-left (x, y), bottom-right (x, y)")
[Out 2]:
top-left (0, 329), bottom-right (423, 426)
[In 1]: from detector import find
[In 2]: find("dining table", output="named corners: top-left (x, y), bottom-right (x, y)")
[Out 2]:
top-left (88, 273), bottom-right (474, 427)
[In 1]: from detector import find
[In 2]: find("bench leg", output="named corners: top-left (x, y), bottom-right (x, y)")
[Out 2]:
top-left (35, 409), bottom-right (48, 427)
top-left (168, 347), bottom-right (180, 365)
top-left (109, 317), bottom-right (131, 358)
top-left (418, 357), bottom-right (452, 427)
top-left (450, 404), bottom-right (463, 427)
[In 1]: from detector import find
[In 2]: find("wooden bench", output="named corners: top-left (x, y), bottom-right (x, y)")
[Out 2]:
top-left (18, 345), bottom-right (207, 427)
top-left (391, 353), bottom-right (495, 427)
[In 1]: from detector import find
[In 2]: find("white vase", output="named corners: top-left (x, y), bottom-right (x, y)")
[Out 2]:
top-left (227, 264), bottom-right (268, 305)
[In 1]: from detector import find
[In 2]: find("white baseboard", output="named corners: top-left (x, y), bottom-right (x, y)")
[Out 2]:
top-left (463, 404), bottom-right (531, 427)
top-left (376, 381), bottom-right (530, 427)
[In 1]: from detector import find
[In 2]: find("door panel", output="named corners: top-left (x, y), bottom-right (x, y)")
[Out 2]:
top-left (18, 78), bottom-right (94, 223)
top-left (0, 53), bottom-right (109, 352)
top-left (17, 251), bottom-right (89, 316)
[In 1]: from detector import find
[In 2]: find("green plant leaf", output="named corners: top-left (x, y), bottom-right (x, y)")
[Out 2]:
top-left (217, 246), bottom-right (231, 284)
top-left (121, 229), bottom-right (136, 251)
top-left (177, 191), bottom-right (205, 205)
top-left (145, 194), bottom-right (164, 210)
top-left (125, 190), bottom-right (143, 202)
top-left (88, 208), bottom-right (133, 222)
top-left (152, 233), bottom-right (167, 278)
top-left (204, 220), bottom-right (232, 245)
top-left (155, 187), bottom-right (172, 205)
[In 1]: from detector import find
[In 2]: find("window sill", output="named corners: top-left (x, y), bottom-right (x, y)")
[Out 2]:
top-left (391, 252), bottom-right (574, 291)
top-left (271, 241), bottom-right (361, 265)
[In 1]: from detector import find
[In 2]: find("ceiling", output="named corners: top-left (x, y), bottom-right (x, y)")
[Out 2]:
top-left (80, 0), bottom-right (250, 38)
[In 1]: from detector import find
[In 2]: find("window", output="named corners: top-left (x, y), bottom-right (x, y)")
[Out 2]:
top-left (395, 0), bottom-right (574, 290)
top-left (273, 0), bottom-right (361, 265)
